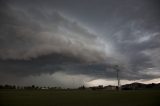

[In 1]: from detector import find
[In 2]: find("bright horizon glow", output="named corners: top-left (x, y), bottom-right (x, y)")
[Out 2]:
top-left (87, 78), bottom-right (160, 87)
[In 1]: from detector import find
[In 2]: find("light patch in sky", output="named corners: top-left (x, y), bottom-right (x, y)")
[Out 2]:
top-left (137, 32), bottom-right (159, 43)
top-left (87, 78), bottom-right (160, 87)
top-left (137, 36), bottom-right (151, 43)
top-left (140, 67), bottom-right (160, 77)
top-left (87, 79), bottom-right (117, 86)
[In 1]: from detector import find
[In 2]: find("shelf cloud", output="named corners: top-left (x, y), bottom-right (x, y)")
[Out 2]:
top-left (0, 0), bottom-right (160, 87)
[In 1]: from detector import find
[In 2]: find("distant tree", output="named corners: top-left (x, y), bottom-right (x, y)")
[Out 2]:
top-left (78, 85), bottom-right (85, 90)
top-left (31, 85), bottom-right (35, 89)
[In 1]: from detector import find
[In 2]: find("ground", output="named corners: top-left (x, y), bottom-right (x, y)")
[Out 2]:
top-left (0, 89), bottom-right (160, 106)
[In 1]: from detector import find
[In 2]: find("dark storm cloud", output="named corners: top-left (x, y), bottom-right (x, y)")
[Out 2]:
top-left (0, 0), bottom-right (119, 78)
top-left (0, 1), bottom-right (111, 62)
top-left (0, 0), bottom-right (160, 85)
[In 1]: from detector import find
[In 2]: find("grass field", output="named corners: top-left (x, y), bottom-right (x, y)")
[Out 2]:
top-left (0, 89), bottom-right (160, 106)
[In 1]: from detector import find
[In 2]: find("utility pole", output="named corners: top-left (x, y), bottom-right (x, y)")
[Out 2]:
top-left (116, 68), bottom-right (120, 90)
top-left (115, 65), bottom-right (121, 91)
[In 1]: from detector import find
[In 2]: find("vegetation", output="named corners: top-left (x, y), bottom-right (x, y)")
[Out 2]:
top-left (1, 82), bottom-right (160, 90)
top-left (0, 89), bottom-right (160, 106)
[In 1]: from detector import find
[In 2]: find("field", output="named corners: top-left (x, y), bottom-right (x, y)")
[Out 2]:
top-left (0, 89), bottom-right (160, 106)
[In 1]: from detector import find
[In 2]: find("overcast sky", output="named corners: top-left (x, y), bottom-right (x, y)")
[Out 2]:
top-left (0, 0), bottom-right (160, 88)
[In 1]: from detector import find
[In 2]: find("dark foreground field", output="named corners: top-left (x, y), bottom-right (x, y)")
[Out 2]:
top-left (0, 90), bottom-right (160, 106)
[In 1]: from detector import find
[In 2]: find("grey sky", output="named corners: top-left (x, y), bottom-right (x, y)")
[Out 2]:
top-left (0, 0), bottom-right (160, 87)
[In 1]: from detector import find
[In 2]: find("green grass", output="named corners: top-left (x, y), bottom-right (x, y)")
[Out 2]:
top-left (0, 89), bottom-right (160, 106)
